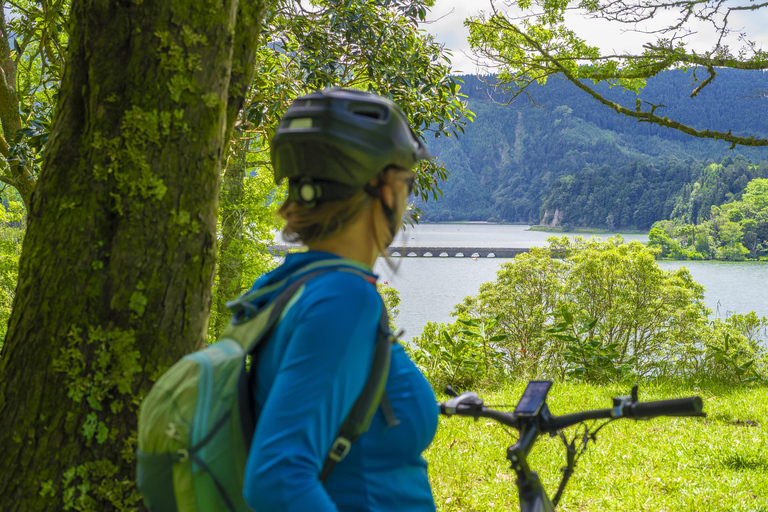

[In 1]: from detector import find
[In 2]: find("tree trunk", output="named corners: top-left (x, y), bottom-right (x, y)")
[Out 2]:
top-left (214, 144), bottom-right (247, 339)
top-left (0, 1), bottom-right (267, 510)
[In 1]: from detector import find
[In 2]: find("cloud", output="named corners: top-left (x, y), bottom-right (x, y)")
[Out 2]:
top-left (423, 0), bottom-right (492, 75)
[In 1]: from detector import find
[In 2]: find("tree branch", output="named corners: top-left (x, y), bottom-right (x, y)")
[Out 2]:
top-left (500, 19), bottom-right (768, 148)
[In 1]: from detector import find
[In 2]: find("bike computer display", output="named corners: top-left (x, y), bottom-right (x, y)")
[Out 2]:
top-left (514, 380), bottom-right (553, 416)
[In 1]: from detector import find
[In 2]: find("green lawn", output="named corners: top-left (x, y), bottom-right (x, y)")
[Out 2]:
top-left (426, 381), bottom-right (768, 511)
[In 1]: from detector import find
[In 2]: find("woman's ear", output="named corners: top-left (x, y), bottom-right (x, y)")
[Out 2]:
top-left (368, 171), bottom-right (397, 210)
top-left (379, 181), bottom-right (396, 210)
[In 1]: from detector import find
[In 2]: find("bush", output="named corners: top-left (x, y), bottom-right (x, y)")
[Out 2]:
top-left (411, 235), bottom-right (767, 385)
top-left (406, 315), bottom-right (514, 390)
top-left (696, 318), bottom-right (767, 384)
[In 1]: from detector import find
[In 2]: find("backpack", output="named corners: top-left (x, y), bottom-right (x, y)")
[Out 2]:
top-left (136, 261), bottom-right (398, 512)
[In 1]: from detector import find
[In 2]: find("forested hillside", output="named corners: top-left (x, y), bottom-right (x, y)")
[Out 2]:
top-left (418, 70), bottom-right (768, 228)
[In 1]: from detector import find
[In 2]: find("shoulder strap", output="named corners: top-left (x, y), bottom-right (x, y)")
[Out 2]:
top-left (229, 261), bottom-right (398, 483)
top-left (319, 299), bottom-right (399, 483)
top-left (222, 260), bottom-right (371, 351)
top-left (232, 262), bottom-right (381, 445)
top-left (234, 266), bottom-right (365, 452)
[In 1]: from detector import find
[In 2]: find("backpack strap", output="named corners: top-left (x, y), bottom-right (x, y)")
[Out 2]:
top-left (319, 300), bottom-right (398, 483)
top-left (226, 261), bottom-right (398, 478)
top-left (229, 268), bottom-right (346, 452)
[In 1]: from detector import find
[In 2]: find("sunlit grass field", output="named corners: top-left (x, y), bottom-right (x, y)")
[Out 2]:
top-left (426, 381), bottom-right (768, 511)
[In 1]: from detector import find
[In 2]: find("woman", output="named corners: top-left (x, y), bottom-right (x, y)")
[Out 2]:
top-left (242, 89), bottom-right (439, 511)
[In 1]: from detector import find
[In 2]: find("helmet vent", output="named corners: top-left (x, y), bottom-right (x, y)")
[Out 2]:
top-left (288, 118), bottom-right (313, 129)
top-left (349, 104), bottom-right (389, 121)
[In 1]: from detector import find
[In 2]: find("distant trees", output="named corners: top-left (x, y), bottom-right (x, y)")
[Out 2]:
top-left (540, 160), bottom-right (704, 230)
top-left (417, 72), bottom-right (768, 226)
top-left (650, 177), bottom-right (768, 260)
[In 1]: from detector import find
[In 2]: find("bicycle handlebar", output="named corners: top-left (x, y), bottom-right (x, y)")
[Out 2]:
top-left (439, 389), bottom-right (704, 433)
top-left (625, 396), bottom-right (703, 418)
top-left (438, 383), bottom-right (705, 511)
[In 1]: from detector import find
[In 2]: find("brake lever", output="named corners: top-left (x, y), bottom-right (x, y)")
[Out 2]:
top-left (612, 384), bottom-right (645, 419)
top-left (442, 391), bottom-right (484, 415)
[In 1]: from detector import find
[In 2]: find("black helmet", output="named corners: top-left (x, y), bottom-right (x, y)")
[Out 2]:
top-left (271, 88), bottom-right (430, 207)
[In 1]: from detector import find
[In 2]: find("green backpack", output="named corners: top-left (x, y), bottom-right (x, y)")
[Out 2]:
top-left (136, 261), bottom-right (397, 512)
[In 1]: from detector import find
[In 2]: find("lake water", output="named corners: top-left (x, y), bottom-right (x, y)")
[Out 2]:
top-left (374, 224), bottom-right (768, 340)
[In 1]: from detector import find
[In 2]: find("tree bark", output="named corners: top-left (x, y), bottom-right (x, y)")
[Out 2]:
top-left (0, 1), bottom-right (267, 510)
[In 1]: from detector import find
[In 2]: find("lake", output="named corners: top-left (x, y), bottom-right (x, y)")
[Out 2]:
top-left (374, 224), bottom-right (768, 340)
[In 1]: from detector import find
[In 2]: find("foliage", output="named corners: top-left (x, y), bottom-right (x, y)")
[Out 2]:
top-left (725, 311), bottom-right (768, 344)
top-left (378, 281), bottom-right (401, 333)
top-left (208, 158), bottom-right (282, 342)
top-left (434, 237), bottom-right (726, 381)
top-left (650, 175), bottom-right (768, 260)
top-left (0, 196), bottom-right (24, 348)
top-left (0, 0), bottom-right (69, 206)
top-left (456, 315), bottom-right (508, 378)
top-left (407, 320), bottom-right (482, 390)
top-left (557, 236), bottom-right (711, 377)
top-left (410, 236), bottom-right (768, 385)
top-left (454, 246), bottom-right (566, 377)
top-left (546, 306), bottom-right (636, 383)
top-left (705, 334), bottom-right (762, 385)
top-left (407, 314), bottom-right (511, 390)
top-left (427, 380), bottom-right (768, 511)
top-left (698, 318), bottom-right (768, 385)
top-left (465, 0), bottom-right (768, 148)
top-left (245, 0), bottom-right (474, 215)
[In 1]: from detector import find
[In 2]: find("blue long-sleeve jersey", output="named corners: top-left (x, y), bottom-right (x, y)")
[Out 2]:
top-left (242, 252), bottom-right (438, 512)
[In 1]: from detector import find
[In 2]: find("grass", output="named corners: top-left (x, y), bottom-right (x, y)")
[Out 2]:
top-left (426, 380), bottom-right (768, 511)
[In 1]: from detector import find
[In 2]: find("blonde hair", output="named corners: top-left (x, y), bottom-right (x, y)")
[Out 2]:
top-left (279, 190), bottom-right (392, 258)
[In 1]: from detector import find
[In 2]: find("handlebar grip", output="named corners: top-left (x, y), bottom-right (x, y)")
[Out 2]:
top-left (626, 396), bottom-right (703, 418)
top-left (440, 391), bottom-right (483, 415)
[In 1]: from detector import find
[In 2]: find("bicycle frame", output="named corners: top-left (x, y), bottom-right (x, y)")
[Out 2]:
top-left (508, 416), bottom-right (556, 512)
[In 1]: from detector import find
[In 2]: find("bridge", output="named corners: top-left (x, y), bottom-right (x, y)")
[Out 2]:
top-left (266, 245), bottom-right (529, 258)
top-left (387, 246), bottom-right (528, 258)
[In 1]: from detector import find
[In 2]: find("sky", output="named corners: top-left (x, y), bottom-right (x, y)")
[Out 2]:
top-left (422, 0), bottom-right (768, 76)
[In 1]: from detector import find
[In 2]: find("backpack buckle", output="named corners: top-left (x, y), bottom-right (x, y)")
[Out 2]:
top-left (328, 436), bottom-right (351, 462)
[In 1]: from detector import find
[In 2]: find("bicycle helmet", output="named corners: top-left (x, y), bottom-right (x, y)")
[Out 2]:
top-left (271, 88), bottom-right (430, 208)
